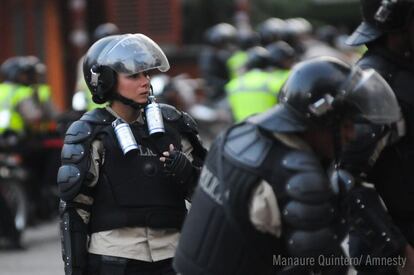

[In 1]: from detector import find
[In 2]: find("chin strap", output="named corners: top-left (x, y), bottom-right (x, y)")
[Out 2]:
top-left (114, 93), bottom-right (148, 110)
top-left (113, 84), bottom-right (155, 110)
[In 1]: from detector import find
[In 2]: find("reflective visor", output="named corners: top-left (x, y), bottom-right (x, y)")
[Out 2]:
top-left (341, 68), bottom-right (401, 125)
top-left (97, 33), bottom-right (170, 75)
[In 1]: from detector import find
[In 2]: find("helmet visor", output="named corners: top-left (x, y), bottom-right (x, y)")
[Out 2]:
top-left (97, 33), bottom-right (170, 75)
top-left (341, 68), bottom-right (401, 125)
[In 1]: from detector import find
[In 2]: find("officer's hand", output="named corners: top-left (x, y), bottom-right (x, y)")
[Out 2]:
top-left (160, 144), bottom-right (193, 183)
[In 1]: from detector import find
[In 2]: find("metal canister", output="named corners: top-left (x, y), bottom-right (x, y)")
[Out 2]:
top-left (112, 118), bottom-right (139, 155)
top-left (145, 96), bottom-right (165, 135)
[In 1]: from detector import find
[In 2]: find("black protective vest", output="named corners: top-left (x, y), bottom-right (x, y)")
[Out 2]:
top-left (174, 123), bottom-right (341, 275)
top-left (89, 117), bottom-right (187, 233)
top-left (357, 46), bottom-right (414, 241)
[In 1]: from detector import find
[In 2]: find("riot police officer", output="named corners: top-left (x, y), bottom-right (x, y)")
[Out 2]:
top-left (345, 0), bottom-right (414, 273)
top-left (199, 23), bottom-right (237, 100)
top-left (0, 57), bottom-right (27, 136)
top-left (257, 17), bottom-right (286, 46)
top-left (225, 46), bottom-right (282, 122)
top-left (173, 56), bottom-right (402, 275)
top-left (57, 34), bottom-right (206, 275)
top-left (226, 29), bottom-right (261, 79)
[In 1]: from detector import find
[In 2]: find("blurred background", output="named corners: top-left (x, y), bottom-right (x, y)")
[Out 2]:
top-left (0, 0), bottom-right (361, 111)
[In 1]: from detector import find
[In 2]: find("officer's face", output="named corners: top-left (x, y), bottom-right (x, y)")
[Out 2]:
top-left (308, 120), bottom-right (356, 161)
top-left (117, 72), bottom-right (150, 104)
top-left (340, 120), bottom-right (357, 146)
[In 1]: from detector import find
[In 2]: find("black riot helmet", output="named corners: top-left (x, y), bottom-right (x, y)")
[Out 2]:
top-left (244, 46), bottom-right (271, 70)
top-left (0, 56), bottom-right (23, 82)
top-left (0, 55), bottom-right (45, 85)
top-left (204, 23), bottom-right (237, 48)
top-left (347, 0), bottom-right (414, 46)
top-left (237, 30), bottom-right (260, 50)
top-left (257, 18), bottom-right (286, 46)
top-left (83, 33), bottom-right (170, 104)
top-left (248, 56), bottom-right (401, 133)
top-left (266, 41), bottom-right (296, 69)
top-left (92, 22), bottom-right (120, 43)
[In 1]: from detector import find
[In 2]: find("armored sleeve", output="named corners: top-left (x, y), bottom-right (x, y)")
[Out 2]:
top-left (281, 151), bottom-right (346, 260)
top-left (57, 108), bottom-right (110, 275)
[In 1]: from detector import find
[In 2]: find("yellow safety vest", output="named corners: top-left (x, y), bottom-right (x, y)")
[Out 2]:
top-left (225, 69), bottom-right (290, 122)
top-left (226, 50), bottom-right (248, 79)
top-left (0, 83), bottom-right (27, 134)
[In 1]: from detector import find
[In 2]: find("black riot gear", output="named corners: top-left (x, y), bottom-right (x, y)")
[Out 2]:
top-left (83, 34), bottom-right (170, 104)
top-left (58, 105), bottom-right (205, 275)
top-left (0, 56), bottom-right (45, 84)
top-left (174, 56), bottom-right (402, 275)
top-left (248, 56), bottom-right (401, 133)
top-left (342, 15), bottom-right (414, 271)
top-left (347, 0), bottom-right (414, 46)
top-left (0, 56), bottom-right (25, 82)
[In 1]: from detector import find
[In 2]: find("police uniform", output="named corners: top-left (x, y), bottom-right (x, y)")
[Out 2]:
top-left (343, 1), bottom-right (414, 273)
top-left (344, 44), bottom-right (414, 274)
top-left (174, 57), bottom-right (402, 275)
top-left (58, 105), bottom-right (205, 274)
top-left (174, 123), bottom-right (346, 275)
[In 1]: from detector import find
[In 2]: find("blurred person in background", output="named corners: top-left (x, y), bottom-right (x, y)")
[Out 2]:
top-left (11, 56), bottom-right (60, 222)
top-left (72, 22), bottom-right (120, 112)
top-left (342, 0), bottom-right (414, 274)
top-left (224, 46), bottom-right (286, 122)
top-left (283, 18), bottom-right (350, 62)
top-left (257, 17), bottom-right (286, 47)
top-left (58, 33), bottom-right (206, 275)
top-left (173, 56), bottom-right (402, 275)
top-left (265, 40), bottom-right (295, 84)
top-left (0, 57), bottom-right (28, 139)
top-left (226, 29), bottom-right (261, 79)
top-left (199, 23), bottom-right (237, 101)
top-left (0, 55), bottom-right (59, 247)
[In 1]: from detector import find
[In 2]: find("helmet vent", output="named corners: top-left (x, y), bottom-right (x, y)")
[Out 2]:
top-left (308, 94), bottom-right (334, 117)
top-left (90, 66), bottom-right (100, 87)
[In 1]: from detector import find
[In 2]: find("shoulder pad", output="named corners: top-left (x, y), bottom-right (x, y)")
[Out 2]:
top-left (80, 108), bottom-right (114, 124)
top-left (64, 120), bottom-right (93, 144)
top-left (61, 143), bottom-right (87, 164)
top-left (160, 103), bottom-right (182, 121)
top-left (57, 165), bottom-right (84, 201)
top-left (282, 150), bottom-right (322, 172)
top-left (224, 123), bottom-right (272, 168)
top-left (357, 54), bottom-right (396, 81)
top-left (180, 112), bottom-right (198, 134)
top-left (286, 171), bottom-right (333, 204)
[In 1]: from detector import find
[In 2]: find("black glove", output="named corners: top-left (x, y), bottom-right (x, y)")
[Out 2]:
top-left (163, 149), bottom-right (194, 184)
top-left (345, 186), bottom-right (407, 259)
